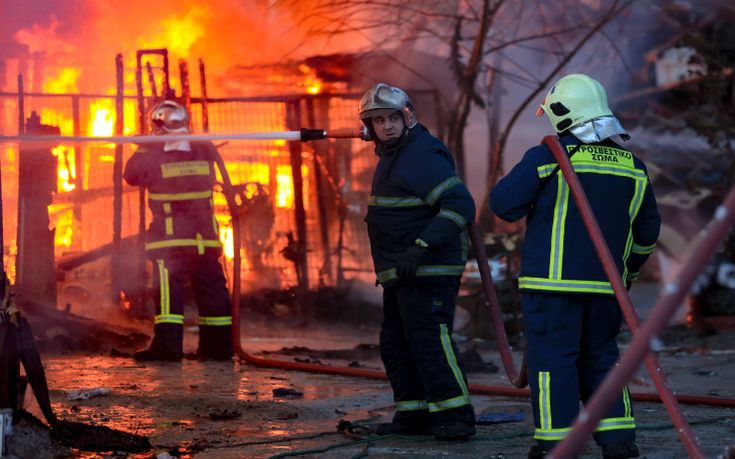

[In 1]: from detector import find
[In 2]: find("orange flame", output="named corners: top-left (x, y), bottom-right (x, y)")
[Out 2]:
top-left (51, 145), bottom-right (76, 192)
top-left (43, 67), bottom-right (81, 93)
top-left (275, 164), bottom-right (309, 209)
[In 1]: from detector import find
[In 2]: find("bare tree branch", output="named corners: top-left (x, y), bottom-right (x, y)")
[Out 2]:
top-left (478, 0), bottom-right (637, 228)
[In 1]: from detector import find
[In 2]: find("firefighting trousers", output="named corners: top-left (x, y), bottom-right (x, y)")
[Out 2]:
top-left (380, 276), bottom-right (475, 427)
top-left (522, 292), bottom-right (635, 449)
top-left (149, 251), bottom-right (233, 358)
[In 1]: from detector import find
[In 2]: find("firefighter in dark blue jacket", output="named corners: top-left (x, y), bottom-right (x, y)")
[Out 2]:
top-left (124, 100), bottom-right (233, 362)
top-left (360, 83), bottom-right (477, 440)
top-left (491, 74), bottom-right (660, 459)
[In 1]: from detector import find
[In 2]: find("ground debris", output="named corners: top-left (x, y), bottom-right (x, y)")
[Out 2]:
top-left (51, 419), bottom-right (151, 452)
top-left (336, 418), bottom-right (375, 439)
top-left (65, 387), bottom-right (111, 400)
top-left (264, 343), bottom-right (380, 361)
top-left (273, 387), bottom-right (303, 398)
top-left (208, 408), bottom-right (241, 420)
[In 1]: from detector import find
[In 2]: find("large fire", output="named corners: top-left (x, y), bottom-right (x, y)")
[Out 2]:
top-left (1, 0), bottom-right (367, 290)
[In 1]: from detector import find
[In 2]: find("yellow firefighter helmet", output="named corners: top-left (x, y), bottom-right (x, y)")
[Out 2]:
top-left (536, 74), bottom-right (613, 133)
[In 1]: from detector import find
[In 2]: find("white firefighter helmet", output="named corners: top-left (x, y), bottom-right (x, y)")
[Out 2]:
top-left (536, 74), bottom-right (613, 133)
top-left (149, 100), bottom-right (190, 134)
top-left (359, 83), bottom-right (417, 129)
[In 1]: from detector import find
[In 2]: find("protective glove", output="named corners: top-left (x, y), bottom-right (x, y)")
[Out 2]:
top-left (395, 245), bottom-right (427, 279)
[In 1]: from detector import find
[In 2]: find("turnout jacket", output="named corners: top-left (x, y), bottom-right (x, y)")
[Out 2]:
top-left (365, 124), bottom-right (475, 286)
top-left (123, 141), bottom-right (223, 256)
top-left (491, 135), bottom-right (660, 295)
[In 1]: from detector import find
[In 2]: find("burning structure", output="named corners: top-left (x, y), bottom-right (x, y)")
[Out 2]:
top-left (0, 1), bottom-right (735, 457)
top-left (0, 51), bottom-right (446, 317)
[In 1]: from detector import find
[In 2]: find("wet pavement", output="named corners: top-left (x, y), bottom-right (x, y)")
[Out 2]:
top-left (13, 322), bottom-right (735, 458)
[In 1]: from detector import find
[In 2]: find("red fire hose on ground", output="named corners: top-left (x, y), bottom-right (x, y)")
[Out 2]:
top-left (208, 131), bottom-right (735, 456)
top-left (538, 135), bottom-right (735, 459)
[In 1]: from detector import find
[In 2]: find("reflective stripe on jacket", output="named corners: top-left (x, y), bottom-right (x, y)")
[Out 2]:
top-left (490, 135), bottom-right (660, 295)
top-left (366, 124), bottom-right (475, 286)
top-left (123, 141), bottom-right (222, 255)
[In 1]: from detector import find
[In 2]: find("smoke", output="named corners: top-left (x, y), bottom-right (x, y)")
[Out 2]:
top-left (0, 0), bottom-right (345, 95)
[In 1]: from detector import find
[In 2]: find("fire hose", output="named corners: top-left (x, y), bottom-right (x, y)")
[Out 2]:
top-left (538, 136), bottom-right (735, 459)
top-left (6, 129), bottom-right (733, 452)
top-left (0, 128), bottom-right (361, 145)
top-left (209, 130), bottom-right (735, 423)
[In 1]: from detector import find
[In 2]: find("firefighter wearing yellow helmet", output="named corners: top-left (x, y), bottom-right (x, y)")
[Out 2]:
top-left (359, 83), bottom-right (477, 440)
top-left (491, 74), bottom-right (660, 458)
top-left (124, 99), bottom-right (233, 362)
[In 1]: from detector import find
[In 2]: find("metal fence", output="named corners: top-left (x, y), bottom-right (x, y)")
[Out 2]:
top-left (0, 89), bottom-right (440, 307)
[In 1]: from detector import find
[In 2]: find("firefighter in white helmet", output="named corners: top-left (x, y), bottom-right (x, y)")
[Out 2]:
top-left (124, 99), bottom-right (233, 362)
top-left (360, 83), bottom-right (477, 440)
top-left (491, 74), bottom-right (660, 459)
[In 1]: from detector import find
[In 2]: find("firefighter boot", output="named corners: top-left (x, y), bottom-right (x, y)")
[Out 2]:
top-left (432, 421), bottom-right (476, 441)
top-left (375, 410), bottom-right (432, 436)
top-left (527, 444), bottom-right (550, 459)
top-left (133, 324), bottom-right (183, 362)
top-left (602, 442), bottom-right (640, 459)
top-left (197, 325), bottom-right (233, 361)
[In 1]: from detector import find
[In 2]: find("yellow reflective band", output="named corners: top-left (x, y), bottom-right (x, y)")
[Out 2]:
top-left (623, 178), bottom-right (647, 280)
top-left (416, 265), bottom-right (466, 276)
top-left (439, 323), bottom-right (469, 397)
top-left (163, 202), bottom-right (172, 214)
top-left (549, 174), bottom-right (569, 279)
top-left (425, 176), bottom-right (462, 205)
top-left (146, 239), bottom-right (223, 251)
top-left (623, 387), bottom-right (632, 418)
top-left (537, 163), bottom-right (557, 178)
top-left (376, 268), bottom-right (397, 283)
top-left (632, 242), bottom-right (656, 255)
top-left (395, 400), bottom-right (429, 411)
top-left (161, 160), bottom-right (210, 178)
top-left (428, 394), bottom-right (471, 413)
top-left (519, 277), bottom-right (614, 294)
top-left (571, 164), bottom-right (646, 179)
top-left (539, 371), bottom-right (552, 430)
top-left (157, 259), bottom-right (170, 316)
top-left (165, 217), bottom-right (173, 235)
top-left (460, 232), bottom-right (468, 262)
top-left (154, 314), bottom-right (184, 324)
top-left (376, 265), bottom-right (466, 283)
top-left (569, 144), bottom-right (635, 169)
top-left (437, 208), bottom-right (467, 228)
top-left (212, 215), bottom-right (219, 234)
top-left (534, 426), bottom-right (571, 441)
top-left (595, 416), bottom-right (636, 432)
top-left (368, 195), bottom-right (426, 207)
top-left (198, 316), bottom-right (233, 326)
top-left (149, 190), bottom-right (213, 201)
top-left (195, 233), bottom-right (205, 255)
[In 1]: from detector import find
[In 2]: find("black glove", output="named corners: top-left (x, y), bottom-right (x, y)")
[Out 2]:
top-left (395, 245), bottom-right (427, 279)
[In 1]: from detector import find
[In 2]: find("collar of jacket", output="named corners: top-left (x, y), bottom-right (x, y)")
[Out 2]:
top-left (374, 124), bottom-right (423, 157)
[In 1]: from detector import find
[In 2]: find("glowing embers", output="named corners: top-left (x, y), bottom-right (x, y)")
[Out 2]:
top-left (297, 64), bottom-right (323, 95)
